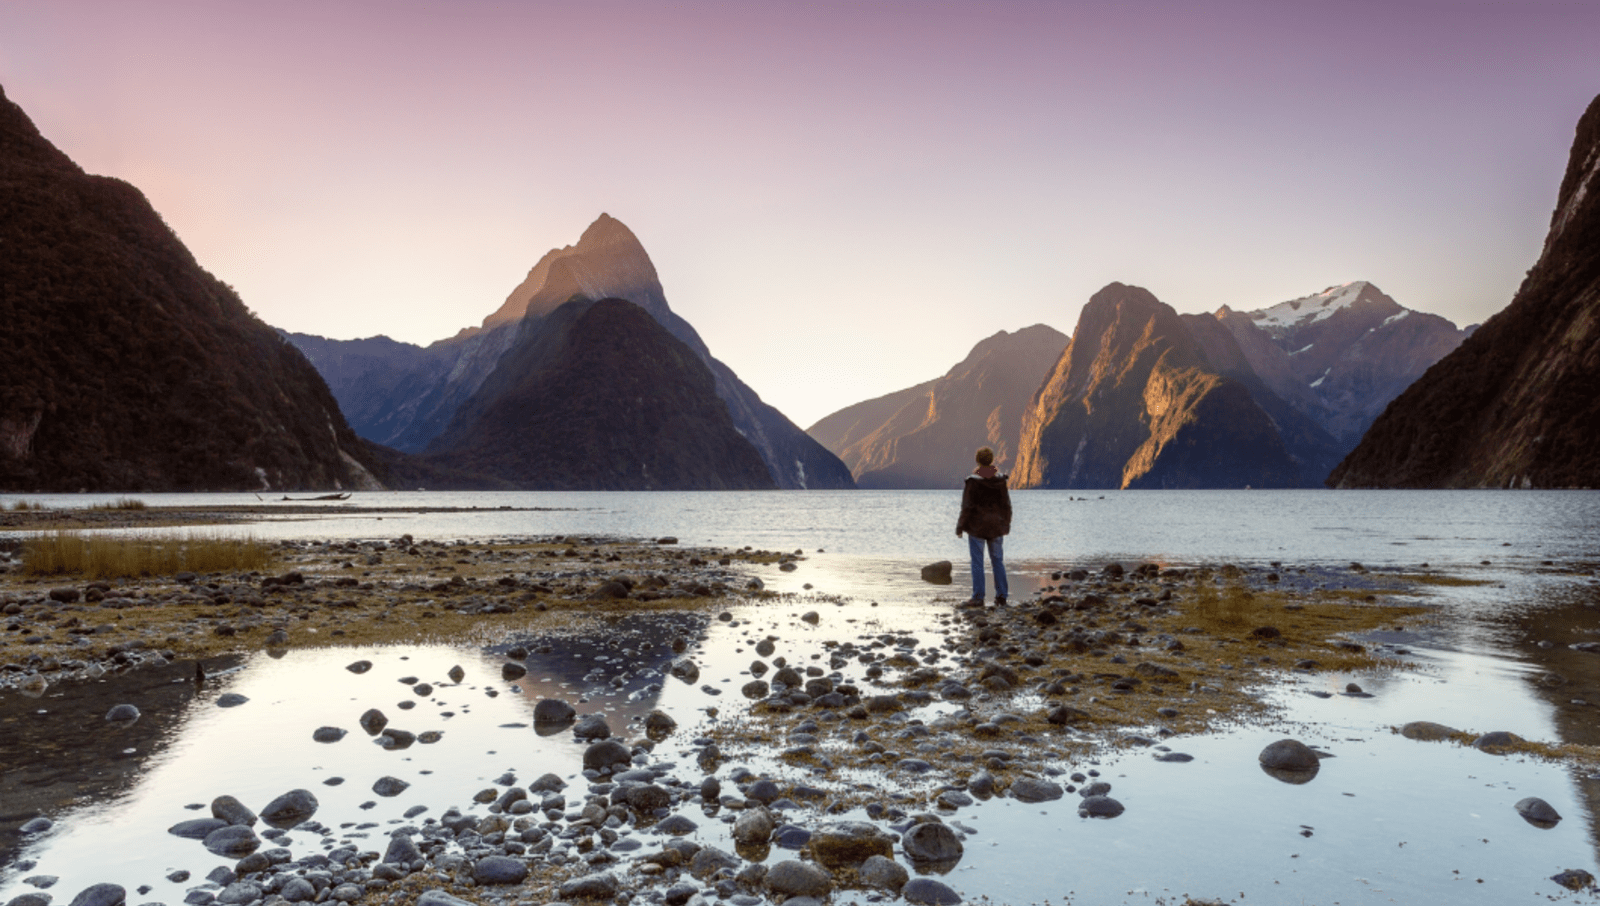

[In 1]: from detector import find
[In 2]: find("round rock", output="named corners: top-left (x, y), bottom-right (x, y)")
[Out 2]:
top-left (312, 726), bottom-right (347, 743)
top-left (765, 860), bottom-right (833, 898)
top-left (558, 873), bottom-right (619, 900)
top-left (858, 854), bottom-right (909, 891)
top-left (1516, 796), bottom-right (1562, 828)
top-left (259, 789), bottom-right (318, 829)
top-left (902, 821), bottom-right (963, 864)
top-left (66, 885), bottom-right (124, 906)
top-left (810, 821), bottom-right (895, 868)
top-left (201, 825), bottom-right (261, 857)
top-left (215, 694), bottom-right (248, 708)
top-left (373, 776), bottom-right (410, 797)
top-left (573, 713), bottom-right (612, 740)
top-left (104, 704), bottom-right (140, 723)
top-left (903, 877), bottom-right (962, 905)
top-left (210, 795), bottom-right (256, 827)
top-left (533, 698), bottom-right (575, 724)
top-left (1400, 721), bottom-right (1458, 741)
top-left (471, 855), bottom-right (528, 885)
top-left (1078, 795), bottom-right (1125, 819)
top-left (1010, 777), bottom-right (1064, 803)
top-left (583, 739), bottom-right (632, 772)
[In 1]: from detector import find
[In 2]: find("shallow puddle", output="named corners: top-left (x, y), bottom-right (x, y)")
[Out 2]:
top-left (2, 566), bottom-right (1599, 905)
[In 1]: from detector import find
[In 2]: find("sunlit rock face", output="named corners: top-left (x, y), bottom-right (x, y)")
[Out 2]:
top-left (291, 214), bottom-right (852, 489)
top-left (0, 84), bottom-right (382, 492)
top-left (807, 325), bottom-right (1069, 488)
top-left (1013, 283), bottom-right (1307, 490)
top-left (1331, 93), bottom-right (1600, 489)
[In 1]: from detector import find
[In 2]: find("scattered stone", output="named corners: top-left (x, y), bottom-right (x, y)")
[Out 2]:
top-left (810, 821), bottom-right (895, 868)
top-left (644, 709), bottom-right (677, 736)
top-left (1010, 777), bottom-right (1064, 803)
top-left (858, 854), bottom-right (909, 891)
top-left (733, 807), bottom-right (775, 845)
top-left (903, 877), bottom-right (962, 905)
top-left (533, 698), bottom-right (576, 724)
top-left (1551, 870), bottom-right (1595, 891)
top-left (416, 892), bottom-right (474, 906)
top-left (669, 658), bottom-right (701, 683)
top-left (19, 817), bottom-right (54, 835)
top-left (346, 660), bottom-right (372, 674)
top-left (902, 821), bottom-right (963, 864)
top-left (573, 713), bottom-right (612, 740)
top-left (1078, 796), bottom-right (1125, 819)
top-left (471, 855), bottom-right (528, 885)
top-left (558, 873), bottom-right (619, 900)
top-left (921, 561), bottom-right (953, 585)
top-left (359, 708), bottom-right (388, 735)
top-left (1515, 797), bottom-right (1562, 828)
top-left (501, 662), bottom-right (527, 681)
top-left (1258, 739), bottom-right (1320, 771)
top-left (65, 885), bottom-right (123, 906)
top-left (1400, 721), bottom-right (1457, 741)
top-left (210, 795), bottom-right (256, 827)
top-left (258, 789), bottom-right (318, 828)
top-left (215, 693), bottom-right (248, 708)
top-left (312, 726), bottom-right (347, 743)
top-left (1472, 731), bottom-right (1524, 754)
top-left (447, 665), bottom-right (466, 683)
top-left (373, 776), bottom-right (410, 797)
top-left (104, 704), bottom-right (140, 723)
top-left (201, 825), bottom-right (261, 857)
top-left (168, 818), bottom-right (227, 839)
top-left (765, 860), bottom-right (833, 898)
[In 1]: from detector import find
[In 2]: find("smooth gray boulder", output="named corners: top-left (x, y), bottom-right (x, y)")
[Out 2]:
top-left (573, 713), bottom-right (612, 740)
top-left (583, 739), bottom-right (632, 772)
top-left (903, 821), bottom-right (963, 864)
top-left (1516, 797), bottom-right (1562, 828)
top-left (733, 807), bottom-right (775, 845)
top-left (558, 873), bottom-right (619, 900)
top-left (104, 704), bottom-right (139, 723)
top-left (903, 877), bottom-right (962, 905)
top-left (858, 854), bottom-right (909, 890)
top-left (168, 818), bottom-right (227, 839)
top-left (533, 698), bottom-right (576, 724)
top-left (385, 833), bottom-right (423, 865)
top-left (201, 825), bottom-right (261, 857)
top-left (259, 789), bottom-right (318, 828)
top-left (1472, 731), bottom-right (1525, 753)
top-left (373, 776), bottom-right (410, 797)
top-left (1400, 721), bottom-right (1458, 741)
top-left (1078, 796), bottom-right (1125, 819)
top-left (765, 860), bottom-right (833, 898)
top-left (210, 795), bottom-right (256, 827)
top-left (415, 892), bottom-right (474, 906)
top-left (1010, 777), bottom-right (1064, 803)
top-left (311, 727), bottom-right (347, 743)
top-left (920, 561), bottom-right (953, 584)
top-left (66, 886), bottom-right (123, 906)
top-left (471, 855), bottom-right (528, 885)
top-left (1259, 739), bottom-right (1320, 771)
top-left (810, 821), bottom-right (895, 868)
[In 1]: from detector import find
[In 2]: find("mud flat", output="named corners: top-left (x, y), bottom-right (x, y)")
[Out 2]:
top-left (2, 526), bottom-right (1598, 906)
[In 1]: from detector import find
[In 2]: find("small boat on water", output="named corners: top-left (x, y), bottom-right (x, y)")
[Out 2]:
top-left (278, 492), bottom-right (352, 501)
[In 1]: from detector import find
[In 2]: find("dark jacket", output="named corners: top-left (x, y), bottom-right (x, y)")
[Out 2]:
top-left (956, 472), bottom-right (1012, 540)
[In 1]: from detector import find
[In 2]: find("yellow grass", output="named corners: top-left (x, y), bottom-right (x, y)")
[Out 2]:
top-left (8, 500), bottom-right (44, 512)
top-left (21, 530), bottom-right (272, 579)
top-left (89, 497), bottom-right (149, 511)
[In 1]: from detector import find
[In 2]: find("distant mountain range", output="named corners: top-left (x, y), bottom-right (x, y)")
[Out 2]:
top-left (809, 280), bottom-right (1470, 489)
top-left (0, 83), bottom-right (382, 492)
top-left (807, 325), bottom-right (1069, 488)
top-left (289, 215), bottom-right (853, 490)
top-left (1331, 92), bottom-right (1600, 489)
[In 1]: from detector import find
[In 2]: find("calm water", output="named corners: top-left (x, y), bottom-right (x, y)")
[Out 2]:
top-left (2, 490), bottom-right (1599, 905)
top-left (11, 488), bottom-right (1600, 566)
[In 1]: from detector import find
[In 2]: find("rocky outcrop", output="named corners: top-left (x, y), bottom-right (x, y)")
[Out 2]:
top-left (423, 298), bottom-right (774, 490)
top-left (807, 325), bottom-right (1069, 488)
top-left (0, 83), bottom-right (383, 492)
top-left (1013, 283), bottom-right (1304, 489)
top-left (1212, 282), bottom-right (1473, 449)
top-left (1330, 94), bottom-right (1600, 489)
top-left (290, 215), bottom-right (852, 489)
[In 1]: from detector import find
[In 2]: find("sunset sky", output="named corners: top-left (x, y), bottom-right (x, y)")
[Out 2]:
top-left (3, 1), bottom-right (1598, 427)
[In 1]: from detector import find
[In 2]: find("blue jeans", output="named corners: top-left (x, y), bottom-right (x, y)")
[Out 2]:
top-left (968, 535), bottom-right (1008, 599)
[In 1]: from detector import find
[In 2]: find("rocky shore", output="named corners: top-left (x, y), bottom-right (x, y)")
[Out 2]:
top-left (3, 515), bottom-right (1597, 906)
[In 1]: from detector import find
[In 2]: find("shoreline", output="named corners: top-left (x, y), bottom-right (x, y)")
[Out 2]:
top-left (4, 512), bottom-right (1599, 906)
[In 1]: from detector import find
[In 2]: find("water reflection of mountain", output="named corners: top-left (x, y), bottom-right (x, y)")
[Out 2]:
top-left (492, 611), bottom-right (710, 733)
top-left (0, 656), bottom-right (241, 871)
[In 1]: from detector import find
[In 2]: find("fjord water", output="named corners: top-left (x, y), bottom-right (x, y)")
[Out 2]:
top-left (20, 488), bottom-right (1600, 566)
top-left (2, 489), bottom-right (1599, 905)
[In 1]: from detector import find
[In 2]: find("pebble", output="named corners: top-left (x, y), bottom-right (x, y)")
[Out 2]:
top-left (903, 877), bottom-right (962, 905)
top-left (214, 693), bottom-right (248, 707)
top-left (312, 726), bottom-right (347, 743)
top-left (373, 776), bottom-right (410, 797)
top-left (104, 704), bottom-right (139, 722)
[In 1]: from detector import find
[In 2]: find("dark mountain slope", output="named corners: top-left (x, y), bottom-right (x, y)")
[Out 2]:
top-left (0, 84), bottom-right (382, 491)
top-left (806, 325), bottom-right (1069, 488)
top-left (422, 297), bottom-right (774, 490)
top-left (1330, 93), bottom-right (1600, 489)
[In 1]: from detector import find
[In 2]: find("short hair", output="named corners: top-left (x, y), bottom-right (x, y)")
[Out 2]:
top-left (975, 446), bottom-right (995, 466)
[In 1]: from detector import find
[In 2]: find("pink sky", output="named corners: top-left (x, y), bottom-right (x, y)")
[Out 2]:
top-left (3, 1), bottom-right (1598, 427)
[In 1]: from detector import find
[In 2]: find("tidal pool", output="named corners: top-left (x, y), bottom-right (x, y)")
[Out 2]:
top-left (2, 562), bottom-right (1598, 905)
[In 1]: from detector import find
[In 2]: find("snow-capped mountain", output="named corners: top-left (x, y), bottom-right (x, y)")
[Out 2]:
top-left (1214, 282), bottom-right (1474, 446)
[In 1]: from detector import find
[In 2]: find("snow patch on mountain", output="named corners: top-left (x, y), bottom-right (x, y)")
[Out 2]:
top-left (1247, 281), bottom-right (1370, 332)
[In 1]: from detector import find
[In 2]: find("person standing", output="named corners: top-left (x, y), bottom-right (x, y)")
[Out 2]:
top-left (955, 446), bottom-right (1011, 606)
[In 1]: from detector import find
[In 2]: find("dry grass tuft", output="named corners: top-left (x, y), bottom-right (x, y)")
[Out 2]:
top-left (21, 530), bottom-right (272, 579)
top-left (8, 500), bottom-right (44, 512)
top-left (89, 497), bottom-right (149, 511)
